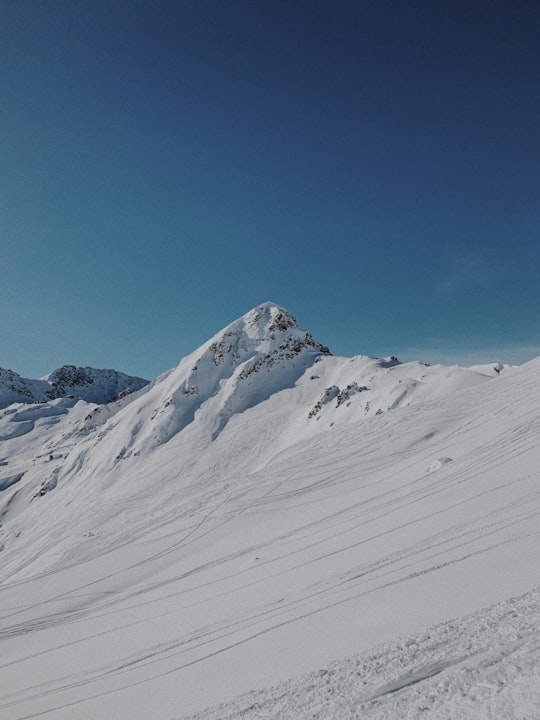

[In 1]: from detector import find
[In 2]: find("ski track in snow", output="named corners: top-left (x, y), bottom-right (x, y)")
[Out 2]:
top-left (1, 306), bottom-right (540, 719)
top-left (183, 587), bottom-right (540, 720)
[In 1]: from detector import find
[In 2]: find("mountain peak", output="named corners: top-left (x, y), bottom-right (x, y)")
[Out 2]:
top-left (129, 304), bottom-right (331, 447)
top-left (216, 303), bottom-right (330, 355)
top-left (244, 302), bottom-right (297, 333)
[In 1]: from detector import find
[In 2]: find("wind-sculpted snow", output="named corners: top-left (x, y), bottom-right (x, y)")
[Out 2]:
top-left (0, 305), bottom-right (538, 720)
top-left (185, 587), bottom-right (540, 720)
top-left (0, 472), bottom-right (24, 492)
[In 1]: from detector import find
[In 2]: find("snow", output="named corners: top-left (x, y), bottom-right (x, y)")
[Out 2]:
top-left (0, 303), bottom-right (539, 719)
top-left (184, 586), bottom-right (540, 720)
top-left (0, 366), bottom-right (149, 409)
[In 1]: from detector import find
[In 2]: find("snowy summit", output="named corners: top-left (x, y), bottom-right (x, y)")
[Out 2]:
top-left (1, 303), bottom-right (539, 720)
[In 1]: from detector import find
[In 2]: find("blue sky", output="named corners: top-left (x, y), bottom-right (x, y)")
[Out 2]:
top-left (1, 0), bottom-right (539, 379)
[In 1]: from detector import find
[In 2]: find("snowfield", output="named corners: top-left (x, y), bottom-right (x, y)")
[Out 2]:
top-left (1, 303), bottom-right (539, 719)
top-left (185, 587), bottom-right (540, 720)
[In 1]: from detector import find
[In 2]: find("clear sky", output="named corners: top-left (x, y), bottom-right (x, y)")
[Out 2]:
top-left (1, 0), bottom-right (539, 380)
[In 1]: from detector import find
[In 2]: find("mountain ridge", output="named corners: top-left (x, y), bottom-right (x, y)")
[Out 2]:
top-left (0, 364), bottom-right (149, 409)
top-left (0, 303), bottom-right (510, 566)
top-left (1, 303), bottom-right (538, 720)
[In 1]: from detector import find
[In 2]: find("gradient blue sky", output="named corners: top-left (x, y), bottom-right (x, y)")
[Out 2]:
top-left (2, 0), bottom-right (539, 379)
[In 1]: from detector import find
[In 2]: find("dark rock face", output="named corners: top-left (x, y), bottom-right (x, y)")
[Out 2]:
top-left (48, 366), bottom-right (96, 390)
top-left (0, 366), bottom-right (149, 409)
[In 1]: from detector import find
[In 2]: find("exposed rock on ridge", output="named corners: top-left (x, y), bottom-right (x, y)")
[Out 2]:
top-left (143, 303), bottom-right (332, 445)
top-left (0, 365), bottom-right (149, 409)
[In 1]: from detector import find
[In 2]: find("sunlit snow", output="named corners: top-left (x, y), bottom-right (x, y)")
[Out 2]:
top-left (1, 303), bottom-right (539, 719)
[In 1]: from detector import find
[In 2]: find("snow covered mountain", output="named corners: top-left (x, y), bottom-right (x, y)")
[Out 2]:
top-left (1, 302), bottom-right (539, 720)
top-left (0, 365), bottom-right (148, 408)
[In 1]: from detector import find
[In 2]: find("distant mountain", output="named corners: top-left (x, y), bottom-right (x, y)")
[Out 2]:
top-left (0, 301), bottom-right (507, 508)
top-left (3, 302), bottom-right (537, 720)
top-left (0, 365), bottom-right (149, 408)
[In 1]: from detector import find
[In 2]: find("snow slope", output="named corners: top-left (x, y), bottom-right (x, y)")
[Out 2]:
top-left (186, 586), bottom-right (540, 720)
top-left (1, 303), bottom-right (539, 719)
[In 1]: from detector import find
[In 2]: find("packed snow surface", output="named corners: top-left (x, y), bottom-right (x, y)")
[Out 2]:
top-left (1, 303), bottom-right (539, 719)
top-left (185, 587), bottom-right (540, 720)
